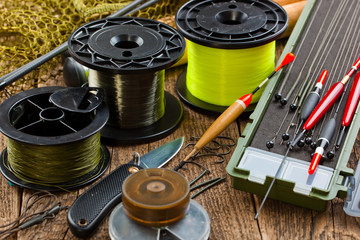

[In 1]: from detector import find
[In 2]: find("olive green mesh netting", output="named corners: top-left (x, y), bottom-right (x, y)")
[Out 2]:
top-left (0, 0), bottom-right (186, 98)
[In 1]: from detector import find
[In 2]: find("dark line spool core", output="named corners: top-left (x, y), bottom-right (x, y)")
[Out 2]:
top-left (40, 107), bottom-right (65, 122)
top-left (216, 9), bottom-right (249, 25)
top-left (110, 34), bottom-right (144, 57)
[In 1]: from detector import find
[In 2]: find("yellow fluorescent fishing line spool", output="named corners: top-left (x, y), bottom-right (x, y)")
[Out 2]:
top-left (175, 0), bottom-right (288, 112)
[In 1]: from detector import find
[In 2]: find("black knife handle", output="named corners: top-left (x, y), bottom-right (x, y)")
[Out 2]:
top-left (67, 163), bottom-right (142, 238)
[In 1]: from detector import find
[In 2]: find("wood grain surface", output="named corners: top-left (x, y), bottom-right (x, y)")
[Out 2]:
top-left (0, 39), bottom-right (360, 240)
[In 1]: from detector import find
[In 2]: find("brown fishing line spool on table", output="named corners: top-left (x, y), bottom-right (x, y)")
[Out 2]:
top-left (122, 168), bottom-right (190, 227)
top-left (109, 168), bottom-right (210, 240)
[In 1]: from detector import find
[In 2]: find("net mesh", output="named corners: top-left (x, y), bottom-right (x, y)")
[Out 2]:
top-left (0, 0), bottom-right (185, 98)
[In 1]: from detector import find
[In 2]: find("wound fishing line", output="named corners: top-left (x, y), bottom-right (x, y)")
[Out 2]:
top-left (175, 0), bottom-right (288, 113)
top-left (89, 70), bottom-right (165, 129)
top-left (0, 86), bottom-right (110, 191)
top-left (109, 168), bottom-right (211, 240)
top-left (185, 41), bottom-right (275, 106)
top-left (67, 17), bottom-right (186, 144)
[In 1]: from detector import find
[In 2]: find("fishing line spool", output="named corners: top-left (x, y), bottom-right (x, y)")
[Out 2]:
top-left (67, 17), bottom-right (186, 144)
top-left (175, 0), bottom-right (288, 113)
top-left (0, 86), bottom-right (110, 191)
top-left (109, 168), bottom-right (210, 240)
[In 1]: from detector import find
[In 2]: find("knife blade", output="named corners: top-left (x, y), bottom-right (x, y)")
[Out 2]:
top-left (67, 137), bottom-right (184, 238)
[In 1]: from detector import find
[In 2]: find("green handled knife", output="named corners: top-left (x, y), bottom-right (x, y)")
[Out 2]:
top-left (67, 137), bottom-right (184, 238)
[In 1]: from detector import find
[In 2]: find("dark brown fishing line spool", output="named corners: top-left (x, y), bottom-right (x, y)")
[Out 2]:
top-left (0, 86), bottom-right (110, 191)
top-left (67, 17), bottom-right (186, 144)
top-left (108, 168), bottom-right (211, 240)
top-left (122, 168), bottom-right (190, 227)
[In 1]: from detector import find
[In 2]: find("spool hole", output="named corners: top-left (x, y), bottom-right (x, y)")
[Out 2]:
top-left (110, 34), bottom-right (143, 57)
top-left (39, 107), bottom-right (64, 122)
top-left (216, 10), bottom-right (248, 25)
top-left (147, 181), bottom-right (166, 193)
top-left (122, 51), bottom-right (132, 57)
top-left (110, 34), bottom-right (144, 49)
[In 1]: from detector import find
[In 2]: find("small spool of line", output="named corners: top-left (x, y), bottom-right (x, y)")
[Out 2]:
top-left (121, 168), bottom-right (190, 227)
top-left (175, 0), bottom-right (288, 113)
top-left (68, 17), bottom-right (186, 144)
top-left (0, 87), bottom-right (110, 191)
top-left (109, 168), bottom-right (210, 240)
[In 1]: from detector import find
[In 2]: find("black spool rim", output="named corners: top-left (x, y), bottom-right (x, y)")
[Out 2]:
top-left (176, 71), bottom-right (255, 114)
top-left (0, 86), bottom-right (109, 145)
top-left (68, 17), bottom-right (186, 74)
top-left (101, 91), bottom-right (183, 144)
top-left (0, 145), bottom-right (110, 191)
top-left (175, 0), bottom-right (288, 49)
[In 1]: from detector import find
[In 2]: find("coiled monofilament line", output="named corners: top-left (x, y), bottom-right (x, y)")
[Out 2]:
top-left (67, 17), bottom-right (186, 143)
top-left (89, 70), bottom-right (165, 128)
top-left (186, 40), bottom-right (275, 106)
top-left (4, 132), bottom-right (103, 187)
top-left (175, 0), bottom-right (288, 112)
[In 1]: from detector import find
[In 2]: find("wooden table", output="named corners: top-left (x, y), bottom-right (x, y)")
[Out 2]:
top-left (0, 39), bottom-right (360, 240)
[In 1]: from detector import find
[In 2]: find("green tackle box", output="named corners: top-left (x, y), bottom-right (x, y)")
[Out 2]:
top-left (226, 0), bottom-right (360, 215)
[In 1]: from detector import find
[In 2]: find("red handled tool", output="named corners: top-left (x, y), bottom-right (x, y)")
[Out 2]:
top-left (179, 53), bottom-right (295, 164)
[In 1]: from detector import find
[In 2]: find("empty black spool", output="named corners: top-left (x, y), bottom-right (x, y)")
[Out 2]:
top-left (0, 86), bottom-right (110, 191)
top-left (67, 17), bottom-right (186, 144)
top-left (175, 0), bottom-right (288, 113)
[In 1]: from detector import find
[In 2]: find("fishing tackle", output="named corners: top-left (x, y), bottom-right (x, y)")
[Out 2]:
top-left (181, 53), bottom-right (295, 162)
top-left (297, 70), bottom-right (328, 132)
top-left (67, 17), bottom-right (186, 144)
top-left (335, 71), bottom-right (360, 149)
top-left (291, 56), bottom-right (360, 147)
top-left (0, 87), bottom-right (110, 191)
top-left (308, 118), bottom-right (336, 174)
top-left (175, 0), bottom-right (288, 113)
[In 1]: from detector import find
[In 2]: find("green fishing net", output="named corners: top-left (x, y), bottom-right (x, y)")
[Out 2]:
top-left (0, 0), bottom-right (186, 97)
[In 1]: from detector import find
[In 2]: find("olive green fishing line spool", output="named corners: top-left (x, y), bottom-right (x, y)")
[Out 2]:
top-left (176, 0), bottom-right (288, 113)
top-left (0, 86), bottom-right (110, 191)
top-left (5, 132), bottom-right (102, 186)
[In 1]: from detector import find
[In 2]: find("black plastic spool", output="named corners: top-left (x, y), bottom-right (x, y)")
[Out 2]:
top-left (0, 87), bottom-right (110, 191)
top-left (68, 17), bottom-right (186, 144)
top-left (175, 0), bottom-right (288, 114)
